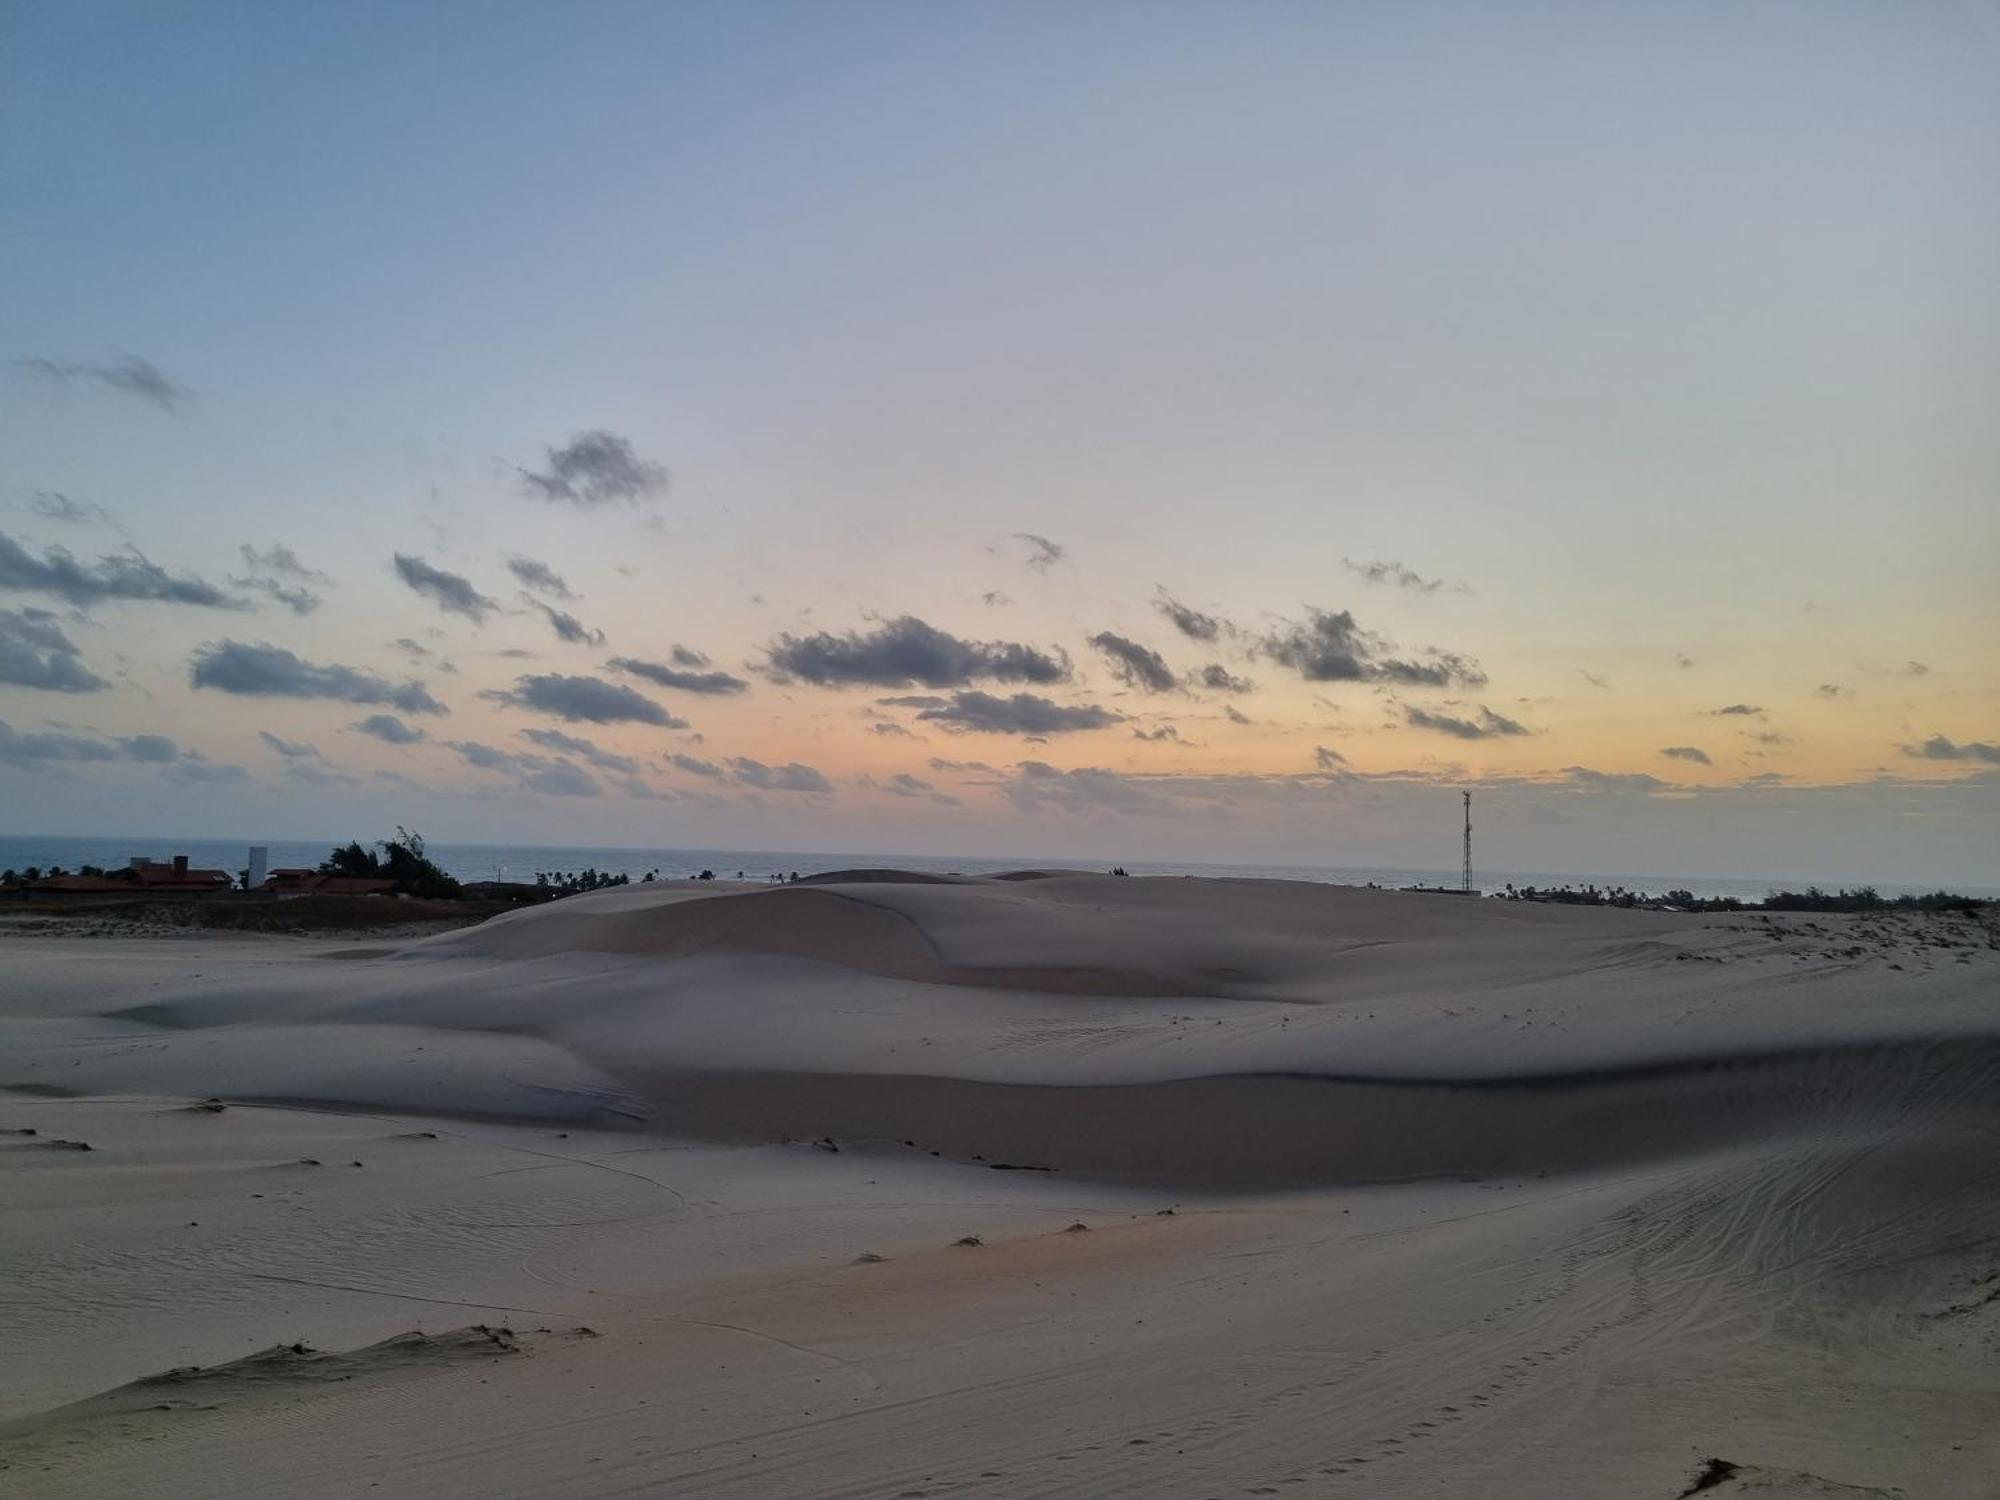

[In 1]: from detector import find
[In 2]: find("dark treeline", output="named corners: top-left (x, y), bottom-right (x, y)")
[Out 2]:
top-left (320, 827), bottom-right (461, 898)
top-left (1500, 883), bottom-right (1986, 914)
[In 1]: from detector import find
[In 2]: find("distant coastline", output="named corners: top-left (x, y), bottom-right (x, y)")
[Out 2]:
top-left (1, 833), bottom-right (1991, 905)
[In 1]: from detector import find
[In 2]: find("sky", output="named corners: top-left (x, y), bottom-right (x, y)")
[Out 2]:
top-left (1, 0), bottom-right (1996, 884)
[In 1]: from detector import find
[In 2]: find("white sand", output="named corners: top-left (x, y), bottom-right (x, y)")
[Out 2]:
top-left (3, 875), bottom-right (1996, 1497)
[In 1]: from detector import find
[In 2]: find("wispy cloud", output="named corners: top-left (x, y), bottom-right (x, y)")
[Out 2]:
top-left (483, 672), bottom-right (683, 726)
top-left (0, 531), bottom-right (239, 608)
top-left (507, 556), bottom-right (574, 598)
top-left (730, 756), bottom-right (833, 793)
top-left (1660, 745), bottom-right (1713, 765)
top-left (393, 554), bottom-right (497, 623)
top-left (531, 601), bottom-right (606, 646)
top-left (1901, 734), bottom-right (2000, 765)
top-left (1404, 704), bottom-right (1530, 739)
top-left (1152, 589), bottom-right (1227, 642)
top-left (911, 690), bottom-right (1123, 736)
top-left (610, 655), bottom-right (749, 695)
top-left (17, 352), bottom-right (189, 411)
top-left (1340, 557), bottom-right (1459, 594)
top-left (351, 714), bottom-right (426, 745)
top-left (519, 431), bottom-right (668, 506)
top-left (1264, 607), bottom-right (1485, 689)
top-left (766, 615), bottom-right (1069, 689)
top-left (190, 640), bottom-right (448, 715)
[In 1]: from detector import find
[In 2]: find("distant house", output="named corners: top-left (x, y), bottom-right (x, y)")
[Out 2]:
top-left (128, 856), bottom-right (233, 891)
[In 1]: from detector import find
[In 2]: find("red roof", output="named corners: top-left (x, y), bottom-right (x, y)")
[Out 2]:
top-left (130, 865), bottom-right (233, 888)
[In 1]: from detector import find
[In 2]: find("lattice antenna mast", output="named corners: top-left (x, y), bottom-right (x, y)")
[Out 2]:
top-left (1461, 790), bottom-right (1473, 893)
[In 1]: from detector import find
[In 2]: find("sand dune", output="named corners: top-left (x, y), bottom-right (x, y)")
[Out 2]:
top-left (3, 875), bottom-right (1996, 1496)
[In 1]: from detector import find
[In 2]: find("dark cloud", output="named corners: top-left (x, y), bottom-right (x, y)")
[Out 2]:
top-left (257, 730), bottom-right (323, 761)
top-left (1660, 745), bottom-right (1713, 765)
top-left (1152, 590), bottom-right (1225, 642)
top-left (0, 531), bottom-right (239, 608)
top-left (1314, 745), bottom-right (1348, 770)
top-left (1748, 731), bottom-right (1793, 746)
top-left (1562, 766), bottom-right (1668, 792)
top-left (1712, 704), bottom-right (1763, 717)
top-left (729, 756), bottom-right (833, 793)
top-left (610, 656), bottom-right (749, 695)
top-left (483, 673), bottom-right (682, 727)
top-left (872, 721), bottom-right (913, 737)
top-left (1087, 632), bottom-right (1177, 693)
top-left (766, 615), bottom-right (1069, 689)
top-left (448, 740), bottom-right (602, 797)
top-left (507, 556), bottom-right (573, 598)
top-left (1132, 725), bottom-right (1185, 743)
top-left (1903, 660), bottom-right (1930, 677)
top-left (521, 726), bottom-right (637, 774)
top-left (881, 771), bottom-right (937, 797)
top-left (0, 608), bottom-right (107, 692)
top-left (928, 757), bottom-right (994, 773)
top-left (1223, 705), bottom-right (1252, 726)
top-left (1011, 533), bottom-right (1063, 572)
top-left (1404, 705), bottom-right (1530, 739)
top-left (391, 637), bottom-right (433, 659)
top-left (0, 717), bottom-right (185, 770)
top-left (1578, 671), bottom-right (1610, 690)
top-left (393, 554), bottom-right (496, 623)
top-left (190, 641), bottom-right (447, 715)
top-left (28, 493), bottom-right (112, 526)
top-left (1263, 607), bottom-right (1485, 689)
top-left (1340, 557), bottom-right (1450, 593)
top-left (1901, 734), bottom-right (2000, 765)
top-left (241, 545), bottom-right (327, 582)
top-left (669, 645), bottom-right (710, 668)
top-left (1004, 761), bottom-right (1172, 816)
top-left (532, 601), bottom-right (605, 646)
top-left (670, 752), bottom-right (725, 779)
top-left (116, 733), bottom-right (180, 762)
top-left (1817, 684), bottom-right (1845, 698)
top-left (519, 431), bottom-right (668, 506)
top-left (914, 691), bottom-right (1123, 736)
top-left (17, 352), bottom-right (188, 411)
top-left (351, 714), bottom-right (426, 745)
top-left (981, 590), bottom-right (1011, 607)
top-left (1199, 663), bottom-right (1254, 694)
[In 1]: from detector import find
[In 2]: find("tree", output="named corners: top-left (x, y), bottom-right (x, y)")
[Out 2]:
top-left (318, 828), bottom-right (460, 898)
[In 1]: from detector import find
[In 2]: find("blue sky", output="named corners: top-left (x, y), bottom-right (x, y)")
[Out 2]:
top-left (2, 1), bottom-right (1996, 881)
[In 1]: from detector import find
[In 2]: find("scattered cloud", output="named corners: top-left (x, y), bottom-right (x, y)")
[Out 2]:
top-left (1562, 766), bottom-right (1669, 792)
top-left (531, 601), bottom-right (605, 646)
top-left (1198, 663), bottom-right (1254, 694)
top-left (1223, 704), bottom-right (1252, 725)
top-left (16, 352), bottom-right (188, 411)
top-left (483, 673), bottom-right (683, 727)
top-left (913, 690), bottom-right (1123, 736)
top-left (233, 543), bottom-right (330, 616)
top-left (872, 721), bottom-right (914, 736)
top-left (1903, 660), bottom-right (1930, 677)
top-left (1008, 533), bottom-right (1064, 572)
top-left (1003, 761), bottom-right (1172, 816)
top-left (520, 726), bottom-right (637, 774)
top-left (928, 757), bottom-right (994, 774)
top-left (507, 556), bottom-right (573, 598)
top-left (670, 752), bottom-right (725, 779)
top-left (0, 608), bottom-right (107, 692)
top-left (0, 531), bottom-right (239, 608)
top-left (1132, 725), bottom-right (1186, 743)
top-left (448, 739), bottom-right (602, 797)
top-left (730, 756), bottom-right (833, 793)
top-left (1263, 607), bottom-right (1485, 689)
top-left (1817, 684), bottom-right (1845, 698)
top-left (519, 431), bottom-right (668, 506)
top-left (1404, 705), bottom-right (1530, 739)
top-left (1660, 745), bottom-right (1713, 765)
top-left (256, 730), bottom-right (323, 761)
top-left (190, 640), bottom-right (447, 715)
top-left (1152, 590), bottom-right (1226, 642)
top-left (1314, 745), bottom-right (1348, 770)
top-left (1340, 557), bottom-right (1455, 593)
top-left (351, 714), bottom-right (426, 745)
top-left (1088, 631), bottom-right (1177, 693)
top-left (1578, 671), bottom-right (1610, 690)
top-left (766, 615), bottom-right (1069, 689)
top-left (1712, 704), bottom-right (1763, 717)
top-left (393, 553), bottom-right (496, 623)
top-left (669, 645), bottom-right (710, 668)
top-left (166, 760), bottom-right (251, 786)
top-left (1676, 654), bottom-right (1695, 669)
top-left (1900, 734), bottom-right (2000, 765)
top-left (28, 492), bottom-right (112, 527)
top-left (610, 655), bottom-right (750, 695)
top-left (0, 717), bottom-right (184, 770)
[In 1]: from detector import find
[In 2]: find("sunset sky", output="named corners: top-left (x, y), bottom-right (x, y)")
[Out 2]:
top-left (2, 1), bottom-right (1995, 883)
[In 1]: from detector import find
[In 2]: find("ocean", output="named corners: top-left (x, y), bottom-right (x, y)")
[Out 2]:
top-left (0, 834), bottom-right (1990, 903)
